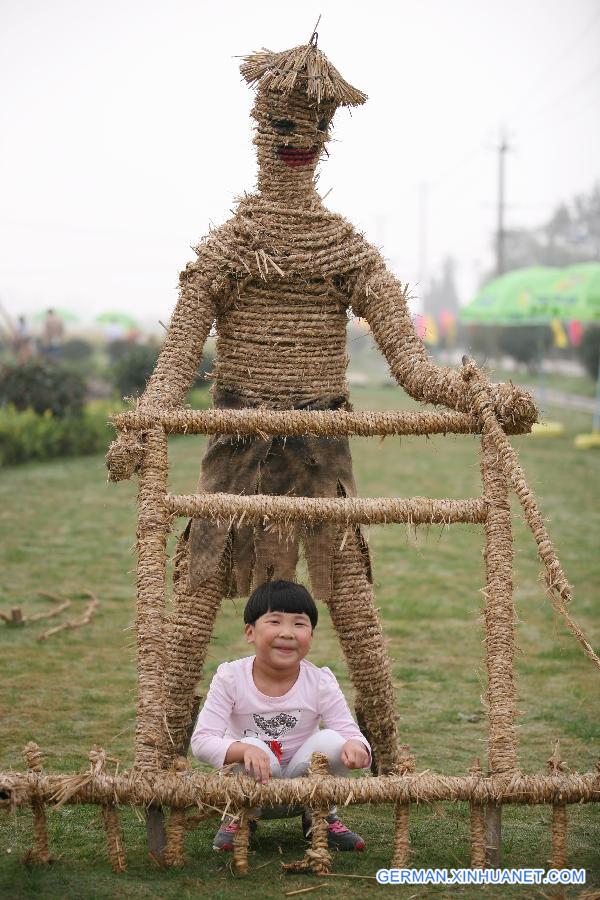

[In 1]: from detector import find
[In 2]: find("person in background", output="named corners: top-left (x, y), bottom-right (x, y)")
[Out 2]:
top-left (41, 308), bottom-right (64, 361)
top-left (14, 315), bottom-right (33, 363)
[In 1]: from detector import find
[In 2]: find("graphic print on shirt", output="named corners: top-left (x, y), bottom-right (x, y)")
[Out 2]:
top-left (253, 711), bottom-right (299, 738)
top-left (241, 709), bottom-right (303, 742)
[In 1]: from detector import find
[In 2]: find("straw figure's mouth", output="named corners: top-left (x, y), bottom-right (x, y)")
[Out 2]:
top-left (277, 145), bottom-right (319, 168)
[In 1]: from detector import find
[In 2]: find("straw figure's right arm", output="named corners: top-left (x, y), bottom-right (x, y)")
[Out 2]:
top-left (106, 253), bottom-right (220, 482)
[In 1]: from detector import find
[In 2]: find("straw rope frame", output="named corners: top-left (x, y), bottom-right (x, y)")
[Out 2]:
top-left (2, 361), bottom-right (599, 876)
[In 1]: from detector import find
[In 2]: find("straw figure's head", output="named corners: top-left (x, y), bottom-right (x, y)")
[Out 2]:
top-left (240, 38), bottom-right (366, 205)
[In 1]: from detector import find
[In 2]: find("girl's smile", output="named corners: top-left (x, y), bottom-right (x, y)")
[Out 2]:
top-left (245, 609), bottom-right (314, 675)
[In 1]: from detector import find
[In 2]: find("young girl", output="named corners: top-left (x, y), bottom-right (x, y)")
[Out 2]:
top-left (191, 579), bottom-right (371, 851)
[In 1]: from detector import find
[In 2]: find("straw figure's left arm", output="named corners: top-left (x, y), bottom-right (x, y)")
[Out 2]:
top-left (106, 246), bottom-right (222, 481)
top-left (349, 254), bottom-right (538, 434)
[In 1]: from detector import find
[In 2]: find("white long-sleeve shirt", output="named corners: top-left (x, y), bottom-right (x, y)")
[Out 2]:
top-left (191, 655), bottom-right (371, 768)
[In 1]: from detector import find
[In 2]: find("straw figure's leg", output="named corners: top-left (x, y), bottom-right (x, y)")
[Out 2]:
top-left (163, 528), bottom-right (230, 760)
top-left (327, 527), bottom-right (400, 773)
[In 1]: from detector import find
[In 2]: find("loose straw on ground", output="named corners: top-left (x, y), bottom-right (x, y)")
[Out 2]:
top-left (37, 593), bottom-right (99, 642)
top-left (1, 594), bottom-right (71, 627)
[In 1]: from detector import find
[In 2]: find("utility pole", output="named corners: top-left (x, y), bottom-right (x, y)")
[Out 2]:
top-left (496, 130), bottom-right (510, 276)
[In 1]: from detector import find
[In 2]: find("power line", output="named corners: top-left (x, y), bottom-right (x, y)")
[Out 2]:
top-left (509, 5), bottom-right (600, 122)
top-left (522, 80), bottom-right (600, 139)
top-left (520, 60), bottom-right (600, 129)
top-left (429, 147), bottom-right (483, 190)
top-left (413, 13), bottom-right (600, 201)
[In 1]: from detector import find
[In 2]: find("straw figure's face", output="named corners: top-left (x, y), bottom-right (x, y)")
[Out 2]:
top-left (241, 43), bottom-right (366, 202)
top-left (252, 89), bottom-right (337, 197)
top-left (254, 89), bottom-right (336, 173)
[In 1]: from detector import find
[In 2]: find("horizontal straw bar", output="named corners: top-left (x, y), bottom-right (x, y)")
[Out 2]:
top-left (113, 408), bottom-right (480, 437)
top-left (164, 493), bottom-right (489, 526)
top-left (2, 770), bottom-right (598, 810)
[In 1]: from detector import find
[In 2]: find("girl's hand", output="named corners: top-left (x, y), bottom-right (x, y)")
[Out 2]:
top-left (341, 739), bottom-right (370, 770)
top-left (243, 745), bottom-right (272, 784)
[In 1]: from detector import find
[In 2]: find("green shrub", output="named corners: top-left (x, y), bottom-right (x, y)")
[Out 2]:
top-left (108, 338), bottom-right (215, 399)
top-left (107, 339), bottom-right (138, 365)
top-left (466, 324), bottom-right (554, 372)
top-left (497, 325), bottom-right (552, 373)
top-left (578, 326), bottom-right (600, 380)
top-left (61, 338), bottom-right (94, 362)
top-left (0, 360), bottom-right (86, 416)
top-left (465, 324), bottom-right (502, 364)
top-left (0, 401), bottom-right (120, 467)
top-left (110, 344), bottom-right (160, 398)
top-left (0, 390), bottom-right (214, 467)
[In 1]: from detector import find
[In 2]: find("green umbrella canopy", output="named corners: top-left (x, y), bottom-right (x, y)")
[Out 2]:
top-left (461, 264), bottom-right (600, 325)
top-left (32, 307), bottom-right (79, 323)
top-left (95, 312), bottom-right (140, 329)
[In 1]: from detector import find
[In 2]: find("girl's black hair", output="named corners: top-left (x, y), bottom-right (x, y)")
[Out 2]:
top-left (244, 580), bottom-right (318, 629)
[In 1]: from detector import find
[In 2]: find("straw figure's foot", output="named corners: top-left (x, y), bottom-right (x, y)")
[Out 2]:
top-left (486, 382), bottom-right (538, 434)
top-left (106, 434), bottom-right (144, 482)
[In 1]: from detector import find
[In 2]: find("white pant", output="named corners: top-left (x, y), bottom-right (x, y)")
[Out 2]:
top-left (235, 728), bottom-right (351, 779)
top-left (230, 729), bottom-right (355, 819)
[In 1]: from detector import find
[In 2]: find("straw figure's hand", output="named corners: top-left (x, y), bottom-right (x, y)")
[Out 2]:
top-left (489, 381), bottom-right (538, 434)
top-left (106, 433), bottom-right (144, 482)
top-left (461, 356), bottom-right (539, 433)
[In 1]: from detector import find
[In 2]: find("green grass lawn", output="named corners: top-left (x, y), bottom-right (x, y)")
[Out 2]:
top-left (0, 385), bottom-right (598, 898)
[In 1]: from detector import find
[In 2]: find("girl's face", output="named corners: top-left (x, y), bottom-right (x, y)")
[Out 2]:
top-left (245, 609), bottom-right (313, 671)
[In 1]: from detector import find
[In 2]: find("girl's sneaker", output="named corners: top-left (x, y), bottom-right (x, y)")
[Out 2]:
top-left (302, 813), bottom-right (365, 851)
top-left (213, 816), bottom-right (258, 851)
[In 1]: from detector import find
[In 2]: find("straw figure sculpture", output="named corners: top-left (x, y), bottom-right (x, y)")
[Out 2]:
top-left (106, 37), bottom-right (536, 777)
top-left (2, 32), bottom-right (599, 878)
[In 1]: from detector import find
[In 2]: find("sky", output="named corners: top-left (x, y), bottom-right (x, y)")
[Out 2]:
top-left (1, 0), bottom-right (599, 331)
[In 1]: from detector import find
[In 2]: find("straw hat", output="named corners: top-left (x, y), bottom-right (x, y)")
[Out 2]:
top-left (240, 38), bottom-right (367, 108)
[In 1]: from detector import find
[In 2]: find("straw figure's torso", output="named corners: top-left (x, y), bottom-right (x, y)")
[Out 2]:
top-left (181, 194), bottom-right (383, 601)
top-left (193, 195), bottom-right (379, 408)
top-left (213, 269), bottom-right (348, 408)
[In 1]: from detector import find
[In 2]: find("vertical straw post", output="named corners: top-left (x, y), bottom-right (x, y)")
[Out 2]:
top-left (480, 427), bottom-right (519, 867)
top-left (89, 747), bottom-right (126, 872)
top-left (134, 425), bottom-right (170, 769)
top-left (548, 742), bottom-right (568, 871)
top-left (232, 810), bottom-right (252, 875)
top-left (391, 744), bottom-right (415, 868)
top-left (22, 742), bottom-right (51, 865)
top-left (283, 753), bottom-right (332, 876)
top-left (468, 758), bottom-right (486, 869)
top-left (463, 358), bottom-right (520, 868)
top-left (164, 757), bottom-right (189, 868)
top-left (133, 426), bottom-right (170, 857)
